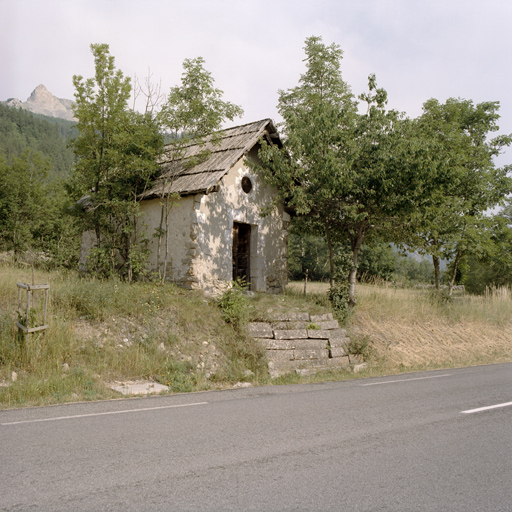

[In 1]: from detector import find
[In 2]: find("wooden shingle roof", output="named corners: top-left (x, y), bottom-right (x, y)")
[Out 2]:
top-left (142, 119), bottom-right (280, 199)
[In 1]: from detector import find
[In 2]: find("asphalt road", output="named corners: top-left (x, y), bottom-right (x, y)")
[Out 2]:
top-left (1, 363), bottom-right (512, 511)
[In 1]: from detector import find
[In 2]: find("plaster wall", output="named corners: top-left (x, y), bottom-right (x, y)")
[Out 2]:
top-left (191, 155), bottom-right (289, 294)
top-left (140, 195), bottom-right (197, 287)
top-left (80, 153), bottom-right (289, 295)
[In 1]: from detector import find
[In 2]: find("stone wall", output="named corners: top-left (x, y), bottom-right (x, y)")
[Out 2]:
top-left (248, 313), bottom-right (359, 377)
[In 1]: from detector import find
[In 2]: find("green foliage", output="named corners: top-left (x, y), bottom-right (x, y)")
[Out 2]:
top-left (287, 230), bottom-right (330, 282)
top-left (402, 98), bottom-right (512, 290)
top-left (157, 360), bottom-right (197, 393)
top-left (461, 206), bottom-right (512, 294)
top-left (70, 43), bottom-right (164, 281)
top-left (328, 247), bottom-right (352, 323)
top-left (0, 103), bottom-right (76, 179)
top-left (346, 335), bottom-right (372, 358)
top-left (254, 36), bottom-right (428, 307)
top-left (217, 281), bottom-right (250, 331)
top-left (159, 56), bottom-right (243, 141)
top-left (153, 57), bottom-right (243, 280)
top-left (0, 150), bottom-right (79, 265)
top-left (394, 255), bottom-right (435, 285)
top-left (357, 240), bottom-right (398, 281)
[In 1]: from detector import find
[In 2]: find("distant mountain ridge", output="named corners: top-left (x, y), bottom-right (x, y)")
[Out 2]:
top-left (4, 84), bottom-right (75, 121)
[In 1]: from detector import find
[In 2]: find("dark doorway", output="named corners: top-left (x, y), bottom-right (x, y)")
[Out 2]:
top-left (232, 222), bottom-right (251, 285)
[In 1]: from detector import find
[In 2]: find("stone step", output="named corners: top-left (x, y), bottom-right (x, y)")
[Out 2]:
top-left (268, 356), bottom-right (350, 377)
top-left (262, 339), bottom-right (329, 350)
top-left (265, 347), bottom-right (330, 362)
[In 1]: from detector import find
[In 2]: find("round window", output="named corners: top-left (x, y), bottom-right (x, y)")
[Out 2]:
top-left (241, 176), bottom-right (253, 194)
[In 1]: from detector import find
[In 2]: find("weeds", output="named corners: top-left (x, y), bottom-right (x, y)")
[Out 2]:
top-left (1, 262), bottom-right (511, 409)
top-left (217, 281), bottom-right (250, 331)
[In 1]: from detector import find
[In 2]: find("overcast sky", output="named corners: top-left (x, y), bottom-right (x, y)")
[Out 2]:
top-left (2, 0), bottom-right (512, 161)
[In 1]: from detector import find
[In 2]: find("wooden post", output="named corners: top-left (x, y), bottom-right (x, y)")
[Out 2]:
top-left (304, 269), bottom-right (309, 295)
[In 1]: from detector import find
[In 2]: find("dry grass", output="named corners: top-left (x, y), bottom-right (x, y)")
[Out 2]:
top-left (0, 264), bottom-right (269, 408)
top-left (2, 268), bottom-right (511, 409)
top-left (288, 281), bottom-right (512, 372)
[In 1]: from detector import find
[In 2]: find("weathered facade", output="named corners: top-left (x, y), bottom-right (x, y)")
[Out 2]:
top-left (80, 119), bottom-right (290, 295)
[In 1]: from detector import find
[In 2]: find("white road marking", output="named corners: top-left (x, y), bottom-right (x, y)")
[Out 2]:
top-left (0, 401), bottom-right (209, 426)
top-left (359, 374), bottom-right (452, 386)
top-left (461, 401), bottom-right (512, 414)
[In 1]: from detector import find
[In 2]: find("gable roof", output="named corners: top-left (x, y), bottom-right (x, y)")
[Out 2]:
top-left (141, 119), bottom-right (280, 199)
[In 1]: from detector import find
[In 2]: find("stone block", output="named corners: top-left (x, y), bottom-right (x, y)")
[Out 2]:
top-left (292, 339), bottom-right (329, 350)
top-left (266, 350), bottom-right (294, 362)
top-left (271, 321), bottom-right (309, 330)
top-left (353, 363), bottom-right (368, 373)
top-left (328, 336), bottom-right (350, 349)
top-left (315, 320), bottom-right (339, 330)
top-left (261, 339), bottom-right (297, 350)
top-left (310, 313), bottom-right (333, 322)
top-left (248, 322), bottom-right (273, 338)
top-left (267, 355), bottom-right (351, 377)
top-left (327, 328), bottom-right (347, 339)
top-left (307, 329), bottom-right (332, 339)
top-left (325, 356), bottom-right (351, 369)
top-left (287, 312), bottom-right (310, 321)
top-left (329, 347), bottom-right (347, 358)
top-left (293, 348), bottom-right (330, 360)
top-left (274, 329), bottom-right (308, 340)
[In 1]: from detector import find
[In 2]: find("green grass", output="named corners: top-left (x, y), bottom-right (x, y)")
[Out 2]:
top-left (2, 266), bottom-right (511, 409)
top-left (1, 264), bottom-right (290, 408)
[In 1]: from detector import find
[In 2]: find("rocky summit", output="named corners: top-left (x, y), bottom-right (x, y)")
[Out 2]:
top-left (4, 84), bottom-right (75, 121)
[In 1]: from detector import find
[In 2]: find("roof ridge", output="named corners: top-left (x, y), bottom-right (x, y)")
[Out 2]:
top-left (162, 118), bottom-right (273, 152)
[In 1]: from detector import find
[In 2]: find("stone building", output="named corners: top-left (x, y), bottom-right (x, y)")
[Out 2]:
top-left (81, 119), bottom-right (290, 294)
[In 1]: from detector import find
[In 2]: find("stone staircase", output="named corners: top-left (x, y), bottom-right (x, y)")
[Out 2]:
top-left (248, 312), bottom-right (362, 377)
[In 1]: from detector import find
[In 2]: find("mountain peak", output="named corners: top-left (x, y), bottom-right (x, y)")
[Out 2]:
top-left (29, 84), bottom-right (51, 101)
top-left (4, 85), bottom-right (75, 122)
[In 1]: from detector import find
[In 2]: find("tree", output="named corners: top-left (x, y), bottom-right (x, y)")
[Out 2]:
top-left (254, 36), bottom-right (426, 307)
top-left (0, 150), bottom-right (50, 256)
top-left (154, 57), bottom-right (243, 280)
top-left (461, 202), bottom-right (512, 294)
top-left (403, 98), bottom-right (512, 293)
top-left (357, 239), bottom-right (398, 282)
top-left (70, 43), bottom-right (163, 280)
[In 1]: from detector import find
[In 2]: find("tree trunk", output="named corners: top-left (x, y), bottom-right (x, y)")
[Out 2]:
top-left (448, 251), bottom-right (461, 296)
top-left (348, 230), bottom-right (364, 308)
top-left (325, 220), bottom-right (335, 287)
top-left (432, 255), bottom-right (440, 289)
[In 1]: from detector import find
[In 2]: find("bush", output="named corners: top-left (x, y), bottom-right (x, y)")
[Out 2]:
top-left (328, 281), bottom-right (351, 324)
top-left (217, 281), bottom-right (250, 331)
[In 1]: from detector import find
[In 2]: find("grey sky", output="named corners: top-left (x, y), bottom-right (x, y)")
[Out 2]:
top-left (2, 0), bottom-right (512, 162)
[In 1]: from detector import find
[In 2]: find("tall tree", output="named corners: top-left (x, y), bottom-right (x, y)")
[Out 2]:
top-left (0, 150), bottom-right (50, 256)
top-left (154, 57), bottom-right (243, 280)
top-left (404, 98), bottom-right (512, 293)
top-left (70, 43), bottom-right (163, 280)
top-left (254, 36), bottom-right (426, 307)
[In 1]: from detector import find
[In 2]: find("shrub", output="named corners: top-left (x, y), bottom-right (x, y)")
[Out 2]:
top-left (217, 281), bottom-right (250, 331)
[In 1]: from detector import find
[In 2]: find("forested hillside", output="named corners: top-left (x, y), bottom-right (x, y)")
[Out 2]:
top-left (0, 104), bottom-right (80, 266)
top-left (0, 103), bottom-right (76, 179)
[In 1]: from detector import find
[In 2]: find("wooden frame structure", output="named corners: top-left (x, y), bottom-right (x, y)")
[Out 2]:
top-left (16, 282), bottom-right (49, 334)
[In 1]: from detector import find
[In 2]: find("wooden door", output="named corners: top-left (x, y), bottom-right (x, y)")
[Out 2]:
top-left (232, 222), bottom-right (251, 285)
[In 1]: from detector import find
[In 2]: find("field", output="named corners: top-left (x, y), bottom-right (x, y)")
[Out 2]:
top-left (1, 265), bottom-right (511, 409)
top-left (289, 281), bottom-right (512, 371)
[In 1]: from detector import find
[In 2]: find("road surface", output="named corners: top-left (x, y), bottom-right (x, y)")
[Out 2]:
top-left (1, 363), bottom-right (512, 511)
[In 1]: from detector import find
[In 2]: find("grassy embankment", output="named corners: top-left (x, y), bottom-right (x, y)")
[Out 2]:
top-left (1, 264), bottom-right (511, 409)
top-left (290, 281), bottom-right (512, 372)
